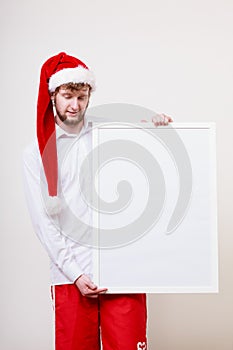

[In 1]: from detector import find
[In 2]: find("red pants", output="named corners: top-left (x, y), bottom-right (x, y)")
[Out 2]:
top-left (52, 284), bottom-right (147, 350)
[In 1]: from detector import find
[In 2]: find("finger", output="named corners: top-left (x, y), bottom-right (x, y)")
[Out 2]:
top-left (152, 116), bottom-right (162, 123)
top-left (83, 291), bottom-right (106, 298)
top-left (153, 121), bottom-right (163, 126)
top-left (97, 288), bottom-right (108, 294)
top-left (86, 287), bottom-right (108, 296)
top-left (162, 114), bottom-right (173, 122)
top-left (86, 281), bottom-right (98, 290)
top-left (86, 291), bottom-right (107, 298)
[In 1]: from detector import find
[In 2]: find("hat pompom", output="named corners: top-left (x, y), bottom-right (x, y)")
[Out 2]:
top-left (45, 196), bottom-right (62, 216)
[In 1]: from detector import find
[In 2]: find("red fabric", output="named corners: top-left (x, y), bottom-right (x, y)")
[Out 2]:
top-left (53, 285), bottom-right (99, 350)
top-left (52, 284), bottom-right (147, 350)
top-left (100, 293), bottom-right (147, 350)
top-left (37, 52), bottom-right (87, 196)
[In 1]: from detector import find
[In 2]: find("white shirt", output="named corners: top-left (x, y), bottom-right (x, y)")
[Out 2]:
top-left (23, 119), bottom-right (94, 285)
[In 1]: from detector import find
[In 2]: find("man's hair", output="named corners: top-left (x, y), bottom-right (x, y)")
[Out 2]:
top-left (54, 82), bottom-right (92, 95)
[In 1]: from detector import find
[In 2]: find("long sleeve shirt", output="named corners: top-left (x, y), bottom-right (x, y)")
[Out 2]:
top-left (23, 119), bottom-right (94, 285)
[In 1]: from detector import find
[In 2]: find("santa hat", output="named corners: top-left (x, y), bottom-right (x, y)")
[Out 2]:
top-left (37, 52), bottom-right (95, 202)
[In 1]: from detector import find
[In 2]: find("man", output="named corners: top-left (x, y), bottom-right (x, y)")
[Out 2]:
top-left (23, 52), bottom-right (172, 350)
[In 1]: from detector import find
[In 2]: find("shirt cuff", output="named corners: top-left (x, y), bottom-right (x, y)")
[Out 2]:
top-left (64, 261), bottom-right (84, 283)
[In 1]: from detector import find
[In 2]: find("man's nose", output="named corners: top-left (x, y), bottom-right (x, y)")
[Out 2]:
top-left (70, 98), bottom-right (79, 110)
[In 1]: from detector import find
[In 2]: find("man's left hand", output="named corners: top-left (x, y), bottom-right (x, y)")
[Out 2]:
top-left (141, 114), bottom-right (173, 126)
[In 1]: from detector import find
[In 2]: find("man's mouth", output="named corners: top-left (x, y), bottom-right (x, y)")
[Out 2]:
top-left (67, 111), bottom-right (78, 116)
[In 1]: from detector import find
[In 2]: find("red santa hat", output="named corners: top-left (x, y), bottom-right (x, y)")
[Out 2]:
top-left (37, 52), bottom-right (95, 201)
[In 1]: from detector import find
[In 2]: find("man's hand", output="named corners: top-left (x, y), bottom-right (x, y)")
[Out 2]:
top-left (141, 113), bottom-right (173, 126)
top-left (75, 274), bottom-right (108, 298)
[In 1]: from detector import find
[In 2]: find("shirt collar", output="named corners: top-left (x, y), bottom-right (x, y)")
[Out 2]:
top-left (55, 117), bottom-right (90, 140)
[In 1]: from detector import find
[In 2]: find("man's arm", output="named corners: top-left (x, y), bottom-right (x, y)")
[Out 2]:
top-left (23, 143), bottom-right (107, 297)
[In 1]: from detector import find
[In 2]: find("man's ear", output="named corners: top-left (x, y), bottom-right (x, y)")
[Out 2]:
top-left (50, 93), bottom-right (56, 118)
top-left (50, 92), bottom-right (55, 104)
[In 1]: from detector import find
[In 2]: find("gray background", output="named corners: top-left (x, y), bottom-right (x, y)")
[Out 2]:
top-left (1, 0), bottom-right (233, 349)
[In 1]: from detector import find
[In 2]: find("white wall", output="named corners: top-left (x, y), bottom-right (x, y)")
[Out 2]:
top-left (1, 0), bottom-right (232, 349)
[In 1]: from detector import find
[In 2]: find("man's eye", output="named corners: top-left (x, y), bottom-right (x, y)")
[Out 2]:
top-left (63, 94), bottom-right (72, 99)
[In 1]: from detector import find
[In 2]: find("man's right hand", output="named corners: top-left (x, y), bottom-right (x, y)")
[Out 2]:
top-left (75, 274), bottom-right (108, 298)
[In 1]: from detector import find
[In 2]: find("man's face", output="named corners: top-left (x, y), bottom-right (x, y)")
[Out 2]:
top-left (53, 86), bottom-right (90, 126)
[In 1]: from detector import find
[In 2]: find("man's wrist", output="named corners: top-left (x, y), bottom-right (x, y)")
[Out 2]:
top-left (74, 274), bottom-right (83, 284)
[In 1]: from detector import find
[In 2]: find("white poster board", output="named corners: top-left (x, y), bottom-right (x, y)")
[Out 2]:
top-left (91, 123), bottom-right (218, 293)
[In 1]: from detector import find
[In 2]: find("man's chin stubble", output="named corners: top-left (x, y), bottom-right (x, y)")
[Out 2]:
top-left (58, 113), bottom-right (85, 126)
top-left (64, 118), bottom-right (83, 126)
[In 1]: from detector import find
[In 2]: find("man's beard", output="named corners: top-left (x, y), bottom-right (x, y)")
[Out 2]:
top-left (57, 108), bottom-right (87, 126)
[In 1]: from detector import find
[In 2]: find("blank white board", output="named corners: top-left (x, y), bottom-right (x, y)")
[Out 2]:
top-left (91, 123), bottom-right (218, 293)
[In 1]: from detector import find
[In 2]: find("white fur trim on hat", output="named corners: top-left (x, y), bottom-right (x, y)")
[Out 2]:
top-left (49, 66), bottom-right (96, 92)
